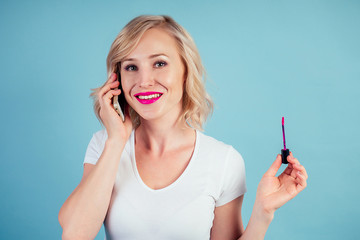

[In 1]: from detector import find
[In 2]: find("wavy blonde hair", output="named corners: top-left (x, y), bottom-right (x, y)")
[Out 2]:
top-left (90, 15), bottom-right (213, 131)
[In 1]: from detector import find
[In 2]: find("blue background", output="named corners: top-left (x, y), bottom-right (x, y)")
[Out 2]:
top-left (1, 0), bottom-right (359, 239)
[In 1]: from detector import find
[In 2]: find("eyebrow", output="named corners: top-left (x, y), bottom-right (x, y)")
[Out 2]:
top-left (149, 53), bottom-right (169, 59)
top-left (122, 53), bottom-right (169, 63)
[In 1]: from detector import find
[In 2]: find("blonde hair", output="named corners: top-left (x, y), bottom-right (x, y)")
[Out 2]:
top-left (90, 15), bottom-right (213, 131)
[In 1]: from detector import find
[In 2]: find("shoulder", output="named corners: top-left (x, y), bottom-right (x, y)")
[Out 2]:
top-left (85, 128), bottom-right (108, 154)
top-left (91, 128), bottom-right (132, 154)
top-left (197, 131), bottom-right (240, 157)
top-left (197, 130), bottom-right (245, 172)
top-left (93, 128), bottom-right (108, 141)
top-left (196, 131), bottom-right (247, 207)
top-left (83, 128), bottom-right (132, 165)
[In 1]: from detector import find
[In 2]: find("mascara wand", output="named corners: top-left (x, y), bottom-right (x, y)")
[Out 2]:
top-left (281, 117), bottom-right (290, 164)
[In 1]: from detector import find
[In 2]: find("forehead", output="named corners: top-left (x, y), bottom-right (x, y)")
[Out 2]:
top-left (126, 28), bottom-right (180, 59)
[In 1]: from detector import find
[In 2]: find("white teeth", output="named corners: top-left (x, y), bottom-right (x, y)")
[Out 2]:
top-left (137, 94), bottom-right (161, 100)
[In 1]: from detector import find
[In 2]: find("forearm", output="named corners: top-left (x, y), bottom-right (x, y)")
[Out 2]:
top-left (59, 139), bottom-right (125, 239)
top-left (238, 201), bottom-right (274, 240)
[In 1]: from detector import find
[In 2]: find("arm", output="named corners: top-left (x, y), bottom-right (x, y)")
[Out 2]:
top-left (210, 195), bottom-right (272, 240)
top-left (237, 200), bottom-right (273, 240)
top-left (58, 138), bottom-right (126, 240)
top-left (210, 195), bottom-right (245, 239)
top-left (211, 152), bottom-right (308, 240)
top-left (59, 72), bottom-right (134, 239)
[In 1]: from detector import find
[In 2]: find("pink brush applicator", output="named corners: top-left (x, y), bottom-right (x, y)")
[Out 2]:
top-left (281, 117), bottom-right (290, 164)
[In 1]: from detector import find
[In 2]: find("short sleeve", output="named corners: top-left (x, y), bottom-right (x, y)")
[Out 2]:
top-left (83, 129), bottom-right (106, 165)
top-left (215, 146), bottom-right (247, 207)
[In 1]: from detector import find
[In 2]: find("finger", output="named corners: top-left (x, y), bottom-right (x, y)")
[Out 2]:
top-left (107, 73), bottom-right (117, 83)
top-left (293, 163), bottom-right (308, 179)
top-left (295, 171), bottom-right (307, 192)
top-left (98, 80), bottom-right (120, 99)
top-left (264, 154), bottom-right (282, 177)
top-left (287, 155), bottom-right (301, 167)
top-left (102, 89), bottom-right (121, 105)
top-left (287, 154), bottom-right (305, 178)
top-left (99, 73), bottom-right (118, 96)
top-left (110, 80), bottom-right (120, 88)
top-left (284, 163), bottom-right (293, 175)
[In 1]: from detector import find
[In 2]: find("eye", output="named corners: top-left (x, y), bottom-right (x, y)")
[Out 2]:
top-left (154, 61), bottom-right (167, 68)
top-left (124, 64), bottom-right (138, 71)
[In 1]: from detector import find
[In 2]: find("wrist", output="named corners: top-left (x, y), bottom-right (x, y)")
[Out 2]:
top-left (253, 199), bottom-right (275, 224)
top-left (105, 137), bottom-right (127, 149)
top-left (240, 200), bottom-right (273, 240)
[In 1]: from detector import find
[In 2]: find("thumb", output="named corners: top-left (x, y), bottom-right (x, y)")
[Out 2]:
top-left (264, 154), bottom-right (282, 177)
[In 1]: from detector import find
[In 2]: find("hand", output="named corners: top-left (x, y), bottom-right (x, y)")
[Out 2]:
top-left (255, 152), bottom-right (308, 217)
top-left (98, 73), bottom-right (133, 141)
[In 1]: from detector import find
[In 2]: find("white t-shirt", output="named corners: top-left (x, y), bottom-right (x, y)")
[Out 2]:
top-left (83, 129), bottom-right (247, 240)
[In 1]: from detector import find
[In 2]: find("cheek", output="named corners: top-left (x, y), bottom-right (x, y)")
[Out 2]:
top-left (161, 68), bottom-right (185, 88)
top-left (120, 75), bottom-right (133, 94)
top-left (174, 69), bottom-right (186, 92)
top-left (122, 82), bottom-right (134, 107)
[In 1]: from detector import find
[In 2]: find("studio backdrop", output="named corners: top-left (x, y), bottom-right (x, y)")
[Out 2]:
top-left (0, 0), bottom-right (359, 239)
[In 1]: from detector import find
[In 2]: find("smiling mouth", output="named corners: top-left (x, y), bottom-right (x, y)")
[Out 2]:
top-left (134, 92), bottom-right (163, 104)
top-left (136, 93), bottom-right (162, 100)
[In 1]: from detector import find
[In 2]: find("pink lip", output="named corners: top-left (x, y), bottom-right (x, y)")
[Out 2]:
top-left (134, 92), bottom-right (163, 105)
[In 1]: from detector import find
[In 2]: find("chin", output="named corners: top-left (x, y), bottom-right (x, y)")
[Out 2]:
top-left (132, 100), bottom-right (183, 123)
top-left (135, 108), bottom-right (163, 122)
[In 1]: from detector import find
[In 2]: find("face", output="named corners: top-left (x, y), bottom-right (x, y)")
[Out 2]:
top-left (120, 27), bottom-right (186, 122)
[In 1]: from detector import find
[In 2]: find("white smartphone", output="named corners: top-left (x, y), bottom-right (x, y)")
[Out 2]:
top-left (112, 64), bottom-right (126, 122)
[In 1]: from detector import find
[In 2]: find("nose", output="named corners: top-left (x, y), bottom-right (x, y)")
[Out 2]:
top-left (138, 68), bottom-right (154, 88)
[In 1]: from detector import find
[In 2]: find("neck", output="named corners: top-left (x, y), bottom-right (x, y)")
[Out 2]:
top-left (135, 112), bottom-right (195, 155)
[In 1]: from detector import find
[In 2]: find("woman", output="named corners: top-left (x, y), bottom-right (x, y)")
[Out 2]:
top-left (58, 15), bottom-right (308, 240)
